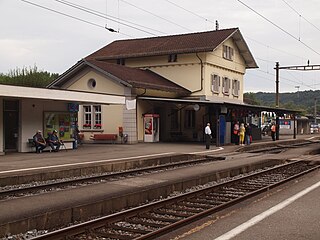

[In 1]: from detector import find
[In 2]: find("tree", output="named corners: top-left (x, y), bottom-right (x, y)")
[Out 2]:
top-left (0, 65), bottom-right (58, 88)
top-left (243, 92), bottom-right (261, 105)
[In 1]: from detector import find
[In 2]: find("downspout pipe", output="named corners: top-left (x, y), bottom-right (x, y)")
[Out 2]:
top-left (192, 53), bottom-right (204, 94)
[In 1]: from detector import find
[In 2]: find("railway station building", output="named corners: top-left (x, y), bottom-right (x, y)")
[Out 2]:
top-left (48, 28), bottom-right (300, 146)
top-left (0, 28), bottom-right (301, 154)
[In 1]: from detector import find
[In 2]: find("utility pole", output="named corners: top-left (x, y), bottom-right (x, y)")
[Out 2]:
top-left (314, 98), bottom-right (317, 124)
top-left (275, 62), bottom-right (280, 140)
top-left (275, 62), bottom-right (280, 108)
top-left (274, 62), bottom-right (320, 139)
top-left (295, 86), bottom-right (300, 98)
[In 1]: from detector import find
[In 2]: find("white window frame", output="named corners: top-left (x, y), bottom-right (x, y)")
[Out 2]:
top-left (211, 74), bottom-right (220, 94)
top-left (83, 105), bottom-right (102, 129)
top-left (222, 77), bottom-right (230, 95)
top-left (232, 79), bottom-right (240, 97)
top-left (223, 45), bottom-right (234, 61)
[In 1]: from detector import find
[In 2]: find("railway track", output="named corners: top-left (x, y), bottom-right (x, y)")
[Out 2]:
top-left (0, 156), bottom-right (223, 200)
top-left (31, 160), bottom-right (319, 240)
top-left (243, 140), bottom-right (315, 154)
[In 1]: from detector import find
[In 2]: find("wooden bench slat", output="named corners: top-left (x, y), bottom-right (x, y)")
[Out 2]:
top-left (90, 134), bottom-right (118, 141)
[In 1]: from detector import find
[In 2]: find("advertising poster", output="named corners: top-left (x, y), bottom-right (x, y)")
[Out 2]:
top-left (44, 112), bottom-right (77, 140)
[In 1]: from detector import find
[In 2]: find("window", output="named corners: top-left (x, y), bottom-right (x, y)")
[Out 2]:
top-left (232, 79), bottom-right (240, 97)
top-left (223, 45), bottom-right (234, 61)
top-left (83, 105), bottom-right (102, 129)
top-left (211, 74), bottom-right (220, 93)
top-left (117, 58), bottom-right (125, 65)
top-left (87, 78), bottom-right (96, 89)
top-left (222, 77), bottom-right (230, 95)
top-left (184, 110), bottom-right (195, 129)
top-left (168, 54), bottom-right (177, 62)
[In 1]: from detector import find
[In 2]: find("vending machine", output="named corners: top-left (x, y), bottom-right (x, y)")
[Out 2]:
top-left (144, 114), bottom-right (160, 142)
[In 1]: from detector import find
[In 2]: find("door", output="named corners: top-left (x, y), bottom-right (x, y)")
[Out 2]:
top-left (219, 115), bottom-right (226, 145)
top-left (4, 100), bottom-right (19, 151)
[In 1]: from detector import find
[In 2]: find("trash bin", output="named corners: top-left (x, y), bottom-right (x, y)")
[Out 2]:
top-left (123, 134), bottom-right (128, 143)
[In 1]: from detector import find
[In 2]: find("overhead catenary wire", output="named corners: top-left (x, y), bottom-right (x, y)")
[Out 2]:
top-left (21, 0), bottom-right (162, 37)
top-left (53, 0), bottom-right (162, 36)
top-left (255, 69), bottom-right (315, 90)
top-left (281, 0), bottom-right (320, 33)
top-left (165, 0), bottom-right (215, 24)
top-left (119, 0), bottom-right (193, 32)
top-left (237, 0), bottom-right (320, 56)
top-left (20, 0), bottom-right (318, 91)
top-left (21, 0), bottom-right (133, 37)
top-left (21, 0), bottom-right (105, 30)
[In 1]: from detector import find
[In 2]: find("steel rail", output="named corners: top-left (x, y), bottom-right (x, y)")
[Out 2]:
top-left (30, 160), bottom-right (319, 240)
top-left (0, 156), bottom-right (221, 200)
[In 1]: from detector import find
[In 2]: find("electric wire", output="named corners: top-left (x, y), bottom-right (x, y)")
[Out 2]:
top-left (246, 36), bottom-right (307, 62)
top-left (20, 0), bottom-right (318, 91)
top-left (165, 0), bottom-right (215, 24)
top-left (237, 0), bottom-right (320, 56)
top-left (21, 0), bottom-right (105, 30)
top-left (281, 0), bottom-right (320, 33)
top-left (255, 69), bottom-right (315, 90)
top-left (53, 0), bottom-right (161, 36)
top-left (21, 0), bottom-right (134, 37)
top-left (119, 0), bottom-right (193, 32)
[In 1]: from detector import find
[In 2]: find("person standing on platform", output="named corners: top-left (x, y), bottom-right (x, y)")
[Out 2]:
top-left (233, 121), bottom-right (240, 145)
top-left (205, 123), bottom-right (212, 149)
top-left (271, 122), bottom-right (276, 141)
top-left (245, 123), bottom-right (252, 145)
top-left (239, 123), bottom-right (246, 146)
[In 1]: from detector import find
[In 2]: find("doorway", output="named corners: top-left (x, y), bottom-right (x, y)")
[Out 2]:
top-left (4, 100), bottom-right (19, 151)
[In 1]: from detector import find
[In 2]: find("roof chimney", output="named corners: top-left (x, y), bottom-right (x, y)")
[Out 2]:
top-left (215, 20), bottom-right (219, 30)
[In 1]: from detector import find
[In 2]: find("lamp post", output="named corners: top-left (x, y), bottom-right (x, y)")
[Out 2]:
top-left (314, 98), bottom-right (317, 124)
top-left (295, 86), bottom-right (300, 98)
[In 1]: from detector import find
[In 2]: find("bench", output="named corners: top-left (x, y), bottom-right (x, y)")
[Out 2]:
top-left (28, 138), bottom-right (52, 152)
top-left (28, 138), bottom-right (73, 152)
top-left (90, 134), bottom-right (118, 143)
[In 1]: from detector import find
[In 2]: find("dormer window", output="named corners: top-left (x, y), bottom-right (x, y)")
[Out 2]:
top-left (168, 54), bottom-right (177, 62)
top-left (223, 45), bottom-right (234, 61)
top-left (117, 58), bottom-right (125, 65)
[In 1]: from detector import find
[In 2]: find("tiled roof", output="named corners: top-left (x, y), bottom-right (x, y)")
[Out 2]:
top-left (86, 59), bottom-right (190, 94)
top-left (86, 28), bottom-right (238, 60)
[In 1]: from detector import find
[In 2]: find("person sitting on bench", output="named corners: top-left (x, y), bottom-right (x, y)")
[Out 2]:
top-left (48, 129), bottom-right (61, 152)
top-left (33, 130), bottom-right (46, 153)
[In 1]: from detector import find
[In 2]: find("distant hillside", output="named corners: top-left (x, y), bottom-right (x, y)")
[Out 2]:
top-left (244, 90), bottom-right (320, 115)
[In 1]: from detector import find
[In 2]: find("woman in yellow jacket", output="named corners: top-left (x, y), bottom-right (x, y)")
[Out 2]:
top-left (239, 123), bottom-right (246, 146)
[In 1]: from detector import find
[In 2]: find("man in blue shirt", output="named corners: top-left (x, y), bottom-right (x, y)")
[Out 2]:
top-left (48, 130), bottom-right (61, 152)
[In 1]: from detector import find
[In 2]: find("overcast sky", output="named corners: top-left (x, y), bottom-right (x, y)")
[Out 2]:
top-left (1, 0), bottom-right (320, 93)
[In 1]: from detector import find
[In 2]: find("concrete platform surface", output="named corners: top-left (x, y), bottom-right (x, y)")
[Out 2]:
top-left (0, 134), bottom-right (318, 173)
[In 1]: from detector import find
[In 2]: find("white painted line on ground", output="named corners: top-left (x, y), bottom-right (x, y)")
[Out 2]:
top-left (0, 152), bottom-right (176, 174)
top-left (306, 136), bottom-right (317, 140)
top-left (214, 180), bottom-right (320, 240)
top-left (190, 147), bottom-right (224, 154)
